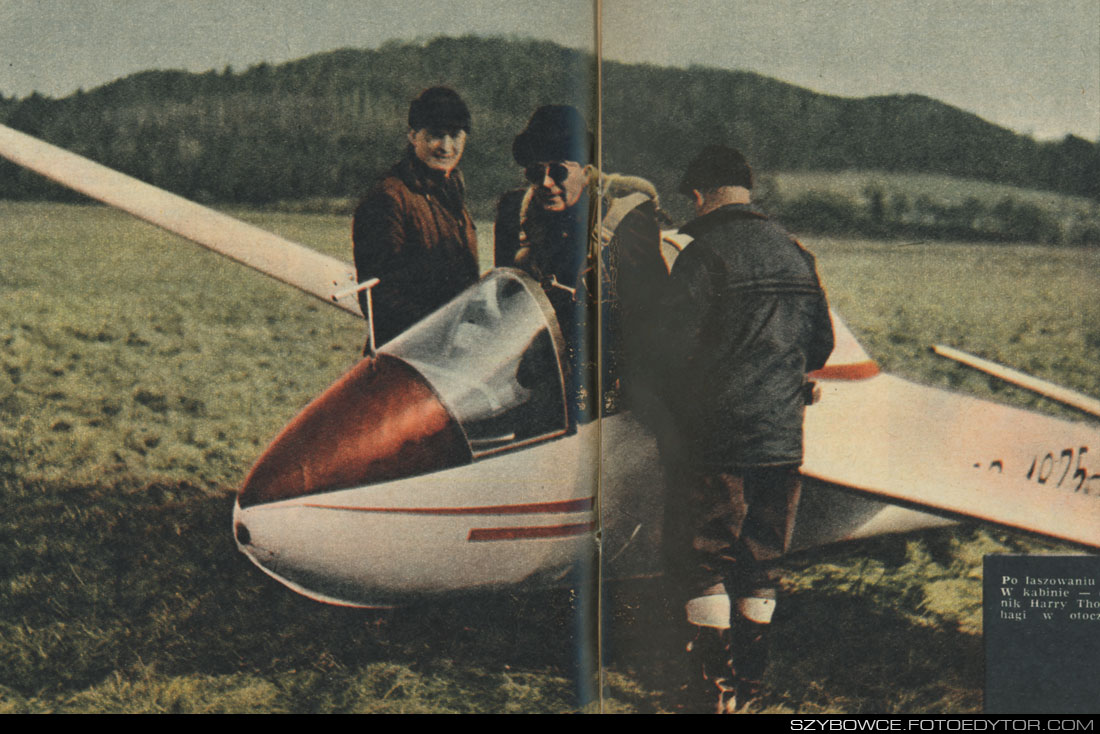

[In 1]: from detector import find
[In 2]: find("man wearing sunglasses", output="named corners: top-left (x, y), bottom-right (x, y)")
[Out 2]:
top-left (494, 105), bottom-right (668, 421)
top-left (494, 106), bottom-right (596, 313)
top-left (353, 87), bottom-right (479, 348)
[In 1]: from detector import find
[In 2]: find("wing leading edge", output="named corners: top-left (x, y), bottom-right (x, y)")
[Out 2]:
top-left (0, 123), bottom-right (360, 315)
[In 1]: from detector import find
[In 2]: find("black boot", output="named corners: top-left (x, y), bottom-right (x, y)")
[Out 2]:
top-left (728, 605), bottom-right (772, 706)
top-left (682, 625), bottom-right (740, 714)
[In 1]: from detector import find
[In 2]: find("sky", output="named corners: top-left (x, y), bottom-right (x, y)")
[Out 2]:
top-left (1, 0), bottom-right (1096, 141)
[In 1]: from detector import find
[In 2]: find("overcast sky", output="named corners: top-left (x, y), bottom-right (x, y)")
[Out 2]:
top-left (1, 0), bottom-right (1096, 141)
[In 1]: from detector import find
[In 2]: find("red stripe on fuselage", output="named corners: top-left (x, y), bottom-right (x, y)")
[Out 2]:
top-left (467, 521), bottom-right (598, 542)
top-left (809, 361), bottom-right (881, 380)
top-left (301, 497), bottom-right (594, 516)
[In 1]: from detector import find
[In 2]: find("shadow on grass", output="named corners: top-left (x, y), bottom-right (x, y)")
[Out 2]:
top-left (601, 574), bottom-right (983, 714)
top-left (0, 479), bottom-right (592, 712)
top-left (772, 591), bottom-right (982, 713)
top-left (2, 476), bottom-right (999, 712)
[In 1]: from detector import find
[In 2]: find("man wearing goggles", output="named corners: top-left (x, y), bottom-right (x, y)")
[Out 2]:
top-left (523, 160), bottom-right (588, 213)
top-left (494, 105), bottom-right (669, 423)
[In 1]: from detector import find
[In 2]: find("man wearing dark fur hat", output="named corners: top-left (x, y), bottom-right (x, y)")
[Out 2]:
top-left (352, 86), bottom-right (478, 347)
top-left (494, 105), bottom-right (668, 421)
top-left (656, 145), bottom-right (833, 713)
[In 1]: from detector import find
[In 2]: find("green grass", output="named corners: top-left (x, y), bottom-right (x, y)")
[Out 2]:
top-left (0, 203), bottom-right (359, 488)
top-left (807, 236), bottom-right (1100, 420)
top-left (1, 202), bottom-right (1097, 713)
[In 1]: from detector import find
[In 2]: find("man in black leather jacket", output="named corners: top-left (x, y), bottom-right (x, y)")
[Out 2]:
top-left (657, 145), bottom-right (833, 712)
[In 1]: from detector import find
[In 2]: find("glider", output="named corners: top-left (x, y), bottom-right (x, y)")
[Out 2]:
top-left (1, 122), bottom-right (1096, 608)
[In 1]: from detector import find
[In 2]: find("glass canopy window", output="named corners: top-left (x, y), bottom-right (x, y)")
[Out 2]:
top-left (382, 269), bottom-right (569, 457)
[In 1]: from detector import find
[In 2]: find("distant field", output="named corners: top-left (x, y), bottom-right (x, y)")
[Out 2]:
top-left (771, 169), bottom-right (1100, 216)
top-left (1, 202), bottom-right (1096, 712)
top-left (744, 170), bottom-right (1100, 248)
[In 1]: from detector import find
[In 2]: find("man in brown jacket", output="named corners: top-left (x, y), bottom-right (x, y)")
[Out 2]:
top-left (353, 87), bottom-right (479, 347)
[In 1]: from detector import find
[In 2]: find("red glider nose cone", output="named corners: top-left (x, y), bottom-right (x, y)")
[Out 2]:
top-left (237, 353), bottom-right (471, 509)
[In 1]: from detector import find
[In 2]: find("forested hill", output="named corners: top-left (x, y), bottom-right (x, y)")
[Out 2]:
top-left (0, 36), bottom-right (1096, 215)
top-left (603, 63), bottom-right (1099, 209)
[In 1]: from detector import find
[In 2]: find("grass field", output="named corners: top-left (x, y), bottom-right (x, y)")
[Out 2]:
top-left (1, 202), bottom-right (1097, 713)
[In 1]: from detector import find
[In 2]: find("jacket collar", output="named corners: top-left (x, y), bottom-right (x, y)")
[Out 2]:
top-left (394, 147), bottom-right (465, 197)
top-left (680, 202), bottom-right (767, 238)
top-left (518, 166), bottom-right (662, 229)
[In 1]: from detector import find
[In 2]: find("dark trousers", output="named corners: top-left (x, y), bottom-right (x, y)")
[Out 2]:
top-left (658, 464), bottom-right (802, 704)
top-left (664, 465), bottom-right (802, 607)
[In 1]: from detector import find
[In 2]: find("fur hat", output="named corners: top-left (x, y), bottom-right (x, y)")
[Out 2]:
top-left (512, 105), bottom-right (593, 166)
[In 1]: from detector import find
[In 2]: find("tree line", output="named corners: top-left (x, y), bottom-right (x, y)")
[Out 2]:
top-left (1, 36), bottom-right (1096, 224)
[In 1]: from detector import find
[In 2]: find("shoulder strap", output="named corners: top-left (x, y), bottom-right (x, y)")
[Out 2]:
top-left (600, 191), bottom-right (653, 245)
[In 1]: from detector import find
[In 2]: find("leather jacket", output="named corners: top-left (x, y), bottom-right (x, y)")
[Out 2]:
top-left (353, 150), bottom-right (478, 346)
top-left (657, 204), bottom-right (833, 468)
